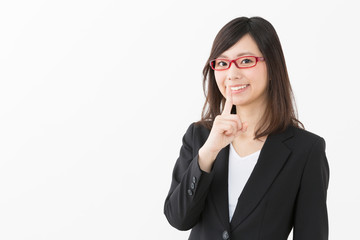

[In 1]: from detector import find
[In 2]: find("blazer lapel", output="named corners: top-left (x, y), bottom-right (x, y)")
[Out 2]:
top-left (209, 145), bottom-right (231, 229)
top-left (230, 127), bottom-right (293, 230)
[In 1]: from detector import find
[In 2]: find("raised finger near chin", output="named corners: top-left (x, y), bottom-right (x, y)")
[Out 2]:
top-left (223, 117), bottom-right (242, 132)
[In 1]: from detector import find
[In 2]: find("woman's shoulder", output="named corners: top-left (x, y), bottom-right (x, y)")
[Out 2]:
top-left (194, 120), bottom-right (211, 130)
top-left (179, 121), bottom-right (211, 150)
top-left (289, 125), bottom-right (324, 142)
top-left (185, 121), bottom-right (211, 136)
top-left (181, 121), bottom-right (211, 143)
top-left (285, 125), bottom-right (326, 151)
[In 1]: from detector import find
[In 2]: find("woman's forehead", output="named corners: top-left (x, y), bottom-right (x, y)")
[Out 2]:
top-left (218, 34), bottom-right (262, 58)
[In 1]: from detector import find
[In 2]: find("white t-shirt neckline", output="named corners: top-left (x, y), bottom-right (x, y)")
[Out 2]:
top-left (230, 142), bottom-right (261, 160)
top-left (228, 142), bottom-right (261, 221)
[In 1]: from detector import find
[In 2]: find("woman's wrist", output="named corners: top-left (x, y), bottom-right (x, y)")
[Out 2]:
top-left (198, 146), bottom-right (218, 173)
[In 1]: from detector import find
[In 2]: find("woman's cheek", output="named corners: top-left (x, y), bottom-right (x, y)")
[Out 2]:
top-left (215, 74), bottom-right (226, 95)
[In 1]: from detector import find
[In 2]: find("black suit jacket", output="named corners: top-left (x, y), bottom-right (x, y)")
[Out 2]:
top-left (164, 122), bottom-right (329, 240)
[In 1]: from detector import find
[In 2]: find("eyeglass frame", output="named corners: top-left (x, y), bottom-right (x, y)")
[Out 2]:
top-left (209, 56), bottom-right (265, 71)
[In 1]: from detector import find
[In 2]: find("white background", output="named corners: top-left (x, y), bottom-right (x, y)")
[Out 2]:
top-left (0, 0), bottom-right (359, 239)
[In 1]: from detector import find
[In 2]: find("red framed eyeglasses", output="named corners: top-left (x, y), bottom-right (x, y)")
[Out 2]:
top-left (209, 56), bottom-right (265, 71)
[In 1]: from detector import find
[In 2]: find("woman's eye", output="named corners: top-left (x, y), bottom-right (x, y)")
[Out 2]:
top-left (218, 61), bottom-right (228, 67)
top-left (241, 58), bottom-right (253, 64)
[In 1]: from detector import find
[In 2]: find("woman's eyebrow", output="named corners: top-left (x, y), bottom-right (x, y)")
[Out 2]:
top-left (218, 52), bottom-right (256, 58)
top-left (237, 52), bottom-right (256, 57)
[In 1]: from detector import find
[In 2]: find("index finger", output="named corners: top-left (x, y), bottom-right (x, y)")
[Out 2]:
top-left (222, 86), bottom-right (233, 115)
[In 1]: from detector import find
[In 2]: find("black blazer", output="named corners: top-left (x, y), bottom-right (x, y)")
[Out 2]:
top-left (164, 122), bottom-right (329, 240)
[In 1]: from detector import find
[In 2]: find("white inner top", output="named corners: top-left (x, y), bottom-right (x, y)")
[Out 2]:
top-left (228, 142), bottom-right (260, 221)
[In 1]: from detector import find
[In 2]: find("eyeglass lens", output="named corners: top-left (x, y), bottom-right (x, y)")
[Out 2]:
top-left (212, 56), bottom-right (257, 70)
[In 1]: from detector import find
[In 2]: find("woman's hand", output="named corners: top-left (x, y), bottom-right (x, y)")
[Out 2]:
top-left (198, 86), bottom-right (247, 172)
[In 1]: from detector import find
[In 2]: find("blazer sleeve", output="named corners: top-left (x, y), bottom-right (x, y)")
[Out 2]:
top-left (293, 137), bottom-right (330, 240)
top-left (164, 123), bottom-right (215, 230)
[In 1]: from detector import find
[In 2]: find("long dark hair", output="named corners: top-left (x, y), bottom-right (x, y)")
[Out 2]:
top-left (196, 16), bottom-right (303, 139)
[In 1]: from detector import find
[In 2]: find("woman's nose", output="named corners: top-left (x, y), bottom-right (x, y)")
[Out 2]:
top-left (226, 62), bottom-right (241, 80)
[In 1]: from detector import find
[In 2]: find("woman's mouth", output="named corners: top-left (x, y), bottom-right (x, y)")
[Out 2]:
top-left (229, 84), bottom-right (249, 93)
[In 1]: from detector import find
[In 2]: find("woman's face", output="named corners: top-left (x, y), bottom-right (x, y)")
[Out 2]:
top-left (214, 34), bottom-right (268, 108)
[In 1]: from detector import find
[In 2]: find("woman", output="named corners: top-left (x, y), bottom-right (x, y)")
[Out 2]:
top-left (164, 16), bottom-right (329, 240)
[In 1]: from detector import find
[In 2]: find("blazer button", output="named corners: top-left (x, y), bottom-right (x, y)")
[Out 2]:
top-left (187, 189), bottom-right (193, 196)
top-left (192, 176), bottom-right (197, 183)
top-left (190, 182), bottom-right (195, 189)
top-left (222, 230), bottom-right (229, 240)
